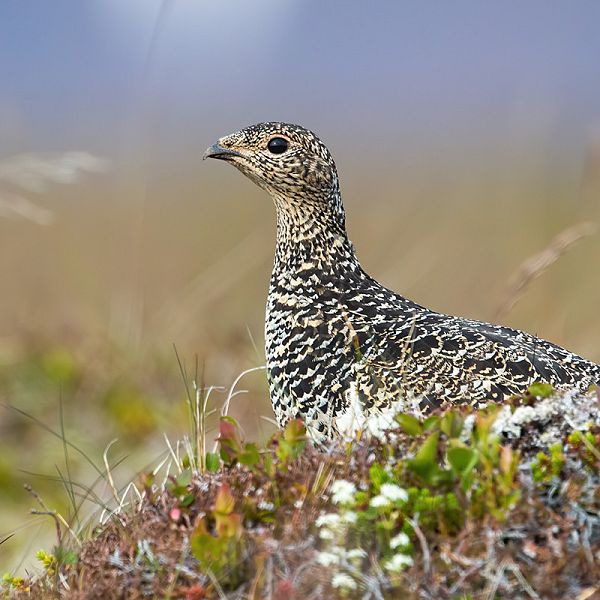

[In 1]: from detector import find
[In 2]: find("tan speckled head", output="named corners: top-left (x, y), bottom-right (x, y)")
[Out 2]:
top-left (205, 122), bottom-right (341, 209)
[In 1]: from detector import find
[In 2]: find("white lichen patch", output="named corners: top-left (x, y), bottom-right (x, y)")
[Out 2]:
top-left (491, 388), bottom-right (600, 448)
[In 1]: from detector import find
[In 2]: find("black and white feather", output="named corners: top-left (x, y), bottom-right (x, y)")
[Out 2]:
top-left (205, 122), bottom-right (600, 440)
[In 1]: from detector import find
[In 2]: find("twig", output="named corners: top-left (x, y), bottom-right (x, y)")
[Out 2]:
top-left (26, 484), bottom-right (82, 548)
top-left (408, 516), bottom-right (431, 576)
top-left (447, 560), bottom-right (486, 595)
top-left (484, 558), bottom-right (540, 600)
top-left (205, 568), bottom-right (228, 600)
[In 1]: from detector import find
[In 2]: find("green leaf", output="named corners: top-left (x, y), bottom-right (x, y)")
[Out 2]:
top-left (263, 451), bottom-right (275, 478)
top-left (527, 382), bottom-right (554, 398)
top-left (276, 420), bottom-right (307, 463)
top-left (166, 468), bottom-right (193, 497)
top-left (191, 519), bottom-right (226, 570)
top-left (441, 411), bottom-right (464, 438)
top-left (61, 550), bottom-right (78, 566)
top-left (276, 440), bottom-right (292, 462)
top-left (423, 415), bottom-right (440, 432)
top-left (176, 469), bottom-right (192, 487)
top-left (205, 452), bottom-right (221, 473)
top-left (447, 447), bottom-right (478, 476)
top-left (238, 443), bottom-right (260, 469)
top-left (283, 418), bottom-right (307, 444)
top-left (280, 419), bottom-right (307, 461)
top-left (180, 493), bottom-right (195, 507)
top-left (414, 432), bottom-right (439, 464)
top-left (408, 432), bottom-right (444, 483)
top-left (396, 413), bottom-right (423, 436)
top-left (218, 416), bottom-right (243, 464)
top-left (215, 483), bottom-right (235, 515)
top-left (369, 463), bottom-right (388, 489)
top-left (216, 512), bottom-right (242, 539)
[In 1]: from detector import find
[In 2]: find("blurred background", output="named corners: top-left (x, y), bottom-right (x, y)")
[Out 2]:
top-left (1, 0), bottom-right (600, 574)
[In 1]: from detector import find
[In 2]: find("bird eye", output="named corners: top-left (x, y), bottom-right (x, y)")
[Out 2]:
top-left (267, 137), bottom-right (289, 154)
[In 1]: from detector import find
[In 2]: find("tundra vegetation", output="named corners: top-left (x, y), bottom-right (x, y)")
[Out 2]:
top-left (2, 382), bottom-right (599, 599)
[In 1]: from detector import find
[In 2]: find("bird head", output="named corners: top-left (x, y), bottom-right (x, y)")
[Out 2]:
top-left (204, 122), bottom-right (340, 208)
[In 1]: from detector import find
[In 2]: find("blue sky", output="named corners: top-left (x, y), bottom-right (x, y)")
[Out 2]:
top-left (1, 1), bottom-right (599, 163)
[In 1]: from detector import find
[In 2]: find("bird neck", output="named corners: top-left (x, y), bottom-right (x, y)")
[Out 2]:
top-left (271, 190), bottom-right (360, 276)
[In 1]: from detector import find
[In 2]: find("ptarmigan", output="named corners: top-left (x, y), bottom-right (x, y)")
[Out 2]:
top-left (205, 122), bottom-right (600, 440)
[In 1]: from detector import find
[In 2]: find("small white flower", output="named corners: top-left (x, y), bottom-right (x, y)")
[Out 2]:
top-left (319, 528), bottom-right (335, 540)
top-left (257, 501), bottom-right (274, 511)
top-left (369, 494), bottom-right (391, 508)
top-left (347, 548), bottom-right (367, 560)
top-left (331, 480), bottom-right (357, 505)
top-left (390, 532), bottom-right (410, 549)
top-left (316, 551), bottom-right (340, 567)
top-left (331, 572), bottom-right (357, 590)
top-left (315, 512), bottom-right (341, 528)
top-left (380, 483), bottom-right (408, 503)
top-left (341, 510), bottom-right (357, 524)
top-left (384, 553), bottom-right (414, 572)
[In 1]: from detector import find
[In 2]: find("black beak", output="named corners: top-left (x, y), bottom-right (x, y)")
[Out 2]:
top-left (203, 143), bottom-right (242, 161)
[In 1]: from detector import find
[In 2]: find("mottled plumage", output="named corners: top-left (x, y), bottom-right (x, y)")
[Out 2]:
top-left (205, 123), bottom-right (600, 440)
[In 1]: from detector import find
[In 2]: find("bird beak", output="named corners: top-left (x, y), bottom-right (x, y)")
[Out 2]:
top-left (203, 143), bottom-right (242, 161)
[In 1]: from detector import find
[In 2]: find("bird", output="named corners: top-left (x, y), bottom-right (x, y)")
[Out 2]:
top-left (204, 122), bottom-right (600, 440)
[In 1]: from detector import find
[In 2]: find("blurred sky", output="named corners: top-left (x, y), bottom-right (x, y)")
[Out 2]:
top-left (1, 0), bottom-right (600, 357)
top-left (1, 0), bottom-right (599, 345)
top-left (1, 0), bottom-right (600, 168)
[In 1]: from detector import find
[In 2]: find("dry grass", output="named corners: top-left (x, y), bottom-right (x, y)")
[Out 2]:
top-left (494, 221), bottom-right (597, 321)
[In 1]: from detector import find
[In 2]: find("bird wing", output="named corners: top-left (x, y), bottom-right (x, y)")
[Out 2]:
top-left (348, 306), bottom-right (599, 410)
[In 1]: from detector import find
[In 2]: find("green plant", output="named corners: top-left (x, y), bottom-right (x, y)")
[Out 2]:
top-left (1, 573), bottom-right (29, 594)
top-left (531, 443), bottom-right (566, 483)
top-left (191, 483), bottom-right (244, 586)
